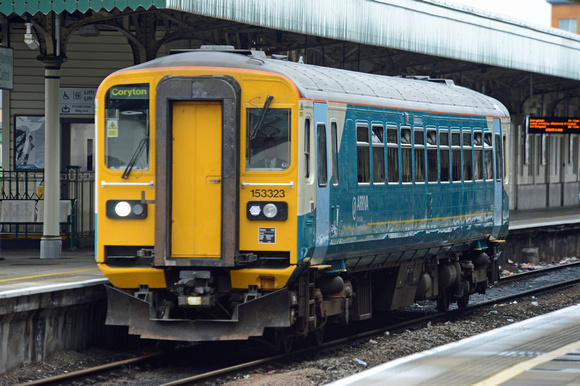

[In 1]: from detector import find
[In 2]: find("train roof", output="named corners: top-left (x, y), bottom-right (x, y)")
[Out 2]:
top-left (122, 48), bottom-right (509, 118)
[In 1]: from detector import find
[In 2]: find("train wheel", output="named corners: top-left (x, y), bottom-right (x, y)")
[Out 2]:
top-left (457, 281), bottom-right (470, 309)
top-left (437, 288), bottom-right (452, 312)
top-left (277, 327), bottom-right (294, 353)
top-left (311, 325), bottom-right (325, 346)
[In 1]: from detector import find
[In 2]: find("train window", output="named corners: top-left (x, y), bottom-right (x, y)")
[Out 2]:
top-left (414, 128), bottom-right (425, 183)
top-left (387, 126), bottom-right (399, 183)
top-left (357, 124), bottom-right (370, 183)
top-left (104, 83), bottom-right (150, 171)
top-left (474, 130), bottom-right (483, 181)
top-left (372, 125), bottom-right (385, 183)
top-left (401, 127), bottom-right (412, 183)
top-left (439, 129), bottom-right (450, 182)
top-left (304, 119), bottom-right (311, 179)
top-left (451, 130), bottom-right (461, 182)
top-left (246, 108), bottom-right (291, 171)
top-left (495, 134), bottom-right (502, 182)
top-left (317, 123), bottom-right (328, 187)
top-left (426, 128), bottom-right (437, 182)
top-left (331, 122), bottom-right (339, 185)
top-left (463, 130), bottom-right (473, 181)
top-left (484, 132), bottom-right (493, 181)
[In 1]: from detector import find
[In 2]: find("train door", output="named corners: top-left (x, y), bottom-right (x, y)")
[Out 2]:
top-left (171, 101), bottom-right (222, 258)
top-left (154, 76), bottom-right (240, 266)
top-left (313, 103), bottom-right (330, 261)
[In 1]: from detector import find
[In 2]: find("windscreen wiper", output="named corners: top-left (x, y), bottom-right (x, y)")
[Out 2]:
top-left (249, 95), bottom-right (273, 140)
top-left (121, 136), bottom-right (148, 179)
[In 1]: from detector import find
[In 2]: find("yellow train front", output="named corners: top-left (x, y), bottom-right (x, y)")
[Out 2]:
top-left (96, 49), bottom-right (304, 342)
top-left (96, 47), bottom-right (509, 345)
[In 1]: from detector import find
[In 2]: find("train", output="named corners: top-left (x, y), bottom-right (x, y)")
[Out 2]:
top-left (95, 46), bottom-right (510, 349)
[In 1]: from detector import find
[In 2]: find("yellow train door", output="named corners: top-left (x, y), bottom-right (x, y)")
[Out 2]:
top-left (171, 101), bottom-right (222, 258)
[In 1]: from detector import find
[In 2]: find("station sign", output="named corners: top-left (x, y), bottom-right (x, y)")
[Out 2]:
top-left (0, 46), bottom-right (14, 90)
top-left (59, 87), bottom-right (97, 115)
top-left (527, 117), bottom-right (580, 134)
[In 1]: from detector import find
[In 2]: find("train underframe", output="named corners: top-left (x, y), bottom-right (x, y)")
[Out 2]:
top-left (105, 245), bottom-right (499, 349)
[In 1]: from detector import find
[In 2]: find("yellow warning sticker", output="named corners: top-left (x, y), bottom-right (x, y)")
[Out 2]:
top-left (107, 120), bottom-right (118, 137)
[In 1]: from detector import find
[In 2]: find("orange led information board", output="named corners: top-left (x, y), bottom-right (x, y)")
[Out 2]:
top-left (527, 117), bottom-right (580, 134)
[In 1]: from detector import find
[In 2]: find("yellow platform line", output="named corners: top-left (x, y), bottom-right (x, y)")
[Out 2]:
top-left (0, 268), bottom-right (99, 283)
top-left (473, 340), bottom-right (580, 386)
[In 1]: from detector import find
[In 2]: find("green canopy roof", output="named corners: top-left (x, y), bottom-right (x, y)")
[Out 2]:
top-left (0, 0), bottom-right (166, 16)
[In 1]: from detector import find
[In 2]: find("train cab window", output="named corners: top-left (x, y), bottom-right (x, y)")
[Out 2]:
top-left (317, 123), bottom-right (328, 186)
top-left (372, 125), bottom-right (385, 183)
top-left (451, 130), bottom-right (461, 182)
top-left (474, 130), bottom-right (483, 181)
top-left (401, 127), bottom-right (412, 183)
top-left (439, 129), bottom-right (450, 182)
top-left (304, 118), bottom-right (311, 180)
top-left (331, 122), bottom-right (339, 185)
top-left (426, 128), bottom-right (437, 183)
top-left (463, 130), bottom-right (473, 181)
top-left (484, 132), bottom-right (493, 181)
top-left (357, 124), bottom-right (370, 183)
top-left (246, 107), bottom-right (291, 171)
top-left (414, 128), bottom-right (425, 183)
top-left (387, 126), bottom-right (399, 183)
top-left (495, 134), bottom-right (502, 182)
top-left (104, 84), bottom-right (150, 171)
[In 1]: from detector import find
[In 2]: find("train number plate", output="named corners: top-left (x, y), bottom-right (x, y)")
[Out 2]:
top-left (259, 227), bottom-right (276, 244)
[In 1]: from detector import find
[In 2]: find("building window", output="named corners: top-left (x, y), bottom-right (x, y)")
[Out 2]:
top-left (559, 18), bottom-right (577, 33)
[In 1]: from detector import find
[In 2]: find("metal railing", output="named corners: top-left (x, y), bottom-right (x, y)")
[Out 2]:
top-left (0, 168), bottom-right (95, 247)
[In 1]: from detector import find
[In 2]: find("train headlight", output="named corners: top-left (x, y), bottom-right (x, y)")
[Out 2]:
top-left (247, 201), bottom-right (287, 220)
top-left (263, 203), bottom-right (278, 218)
top-left (106, 200), bottom-right (148, 219)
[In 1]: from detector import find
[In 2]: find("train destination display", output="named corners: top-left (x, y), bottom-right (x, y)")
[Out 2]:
top-left (527, 117), bottom-right (580, 134)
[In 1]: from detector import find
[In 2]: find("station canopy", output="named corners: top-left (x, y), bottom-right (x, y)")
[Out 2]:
top-left (0, 0), bottom-right (166, 15)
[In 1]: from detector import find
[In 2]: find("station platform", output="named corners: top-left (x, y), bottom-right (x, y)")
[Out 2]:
top-left (0, 247), bottom-right (107, 298)
top-left (509, 206), bottom-right (580, 230)
top-left (332, 303), bottom-right (580, 386)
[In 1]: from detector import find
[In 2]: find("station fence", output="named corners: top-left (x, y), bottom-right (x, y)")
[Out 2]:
top-left (0, 167), bottom-right (94, 248)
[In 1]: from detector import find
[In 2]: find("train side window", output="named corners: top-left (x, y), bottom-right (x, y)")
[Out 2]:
top-left (357, 124), bottom-right (370, 183)
top-left (304, 118), bottom-right (311, 180)
top-left (484, 132), bottom-right (493, 181)
top-left (474, 130), bottom-right (483, 181)
top-left (463, 130), bottom-right (473, 181)
top-left (414, 128), bottom-right (425, 183)
top-left (401, 127), bottom-right (412, 183)
top-left (451, 129), bottom-right (461, 182)
top-left (331, 121), bottom-right (339, 185)
top-left (372, 125), bottom-right (385, 183)
top-left (426, 128), bottom-right (437, 182)
top-left (495, 134), bottom-right (502, 182)
top-left (440, 129), bottom-right (450, 182)
top-left (317, 123), bottom-right (328, 187)
top-left (387, 126), bottom-right (399, 183)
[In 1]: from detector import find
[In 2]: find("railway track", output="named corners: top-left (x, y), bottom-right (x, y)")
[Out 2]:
top-left (23, 264), bottom-right (580, 386)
